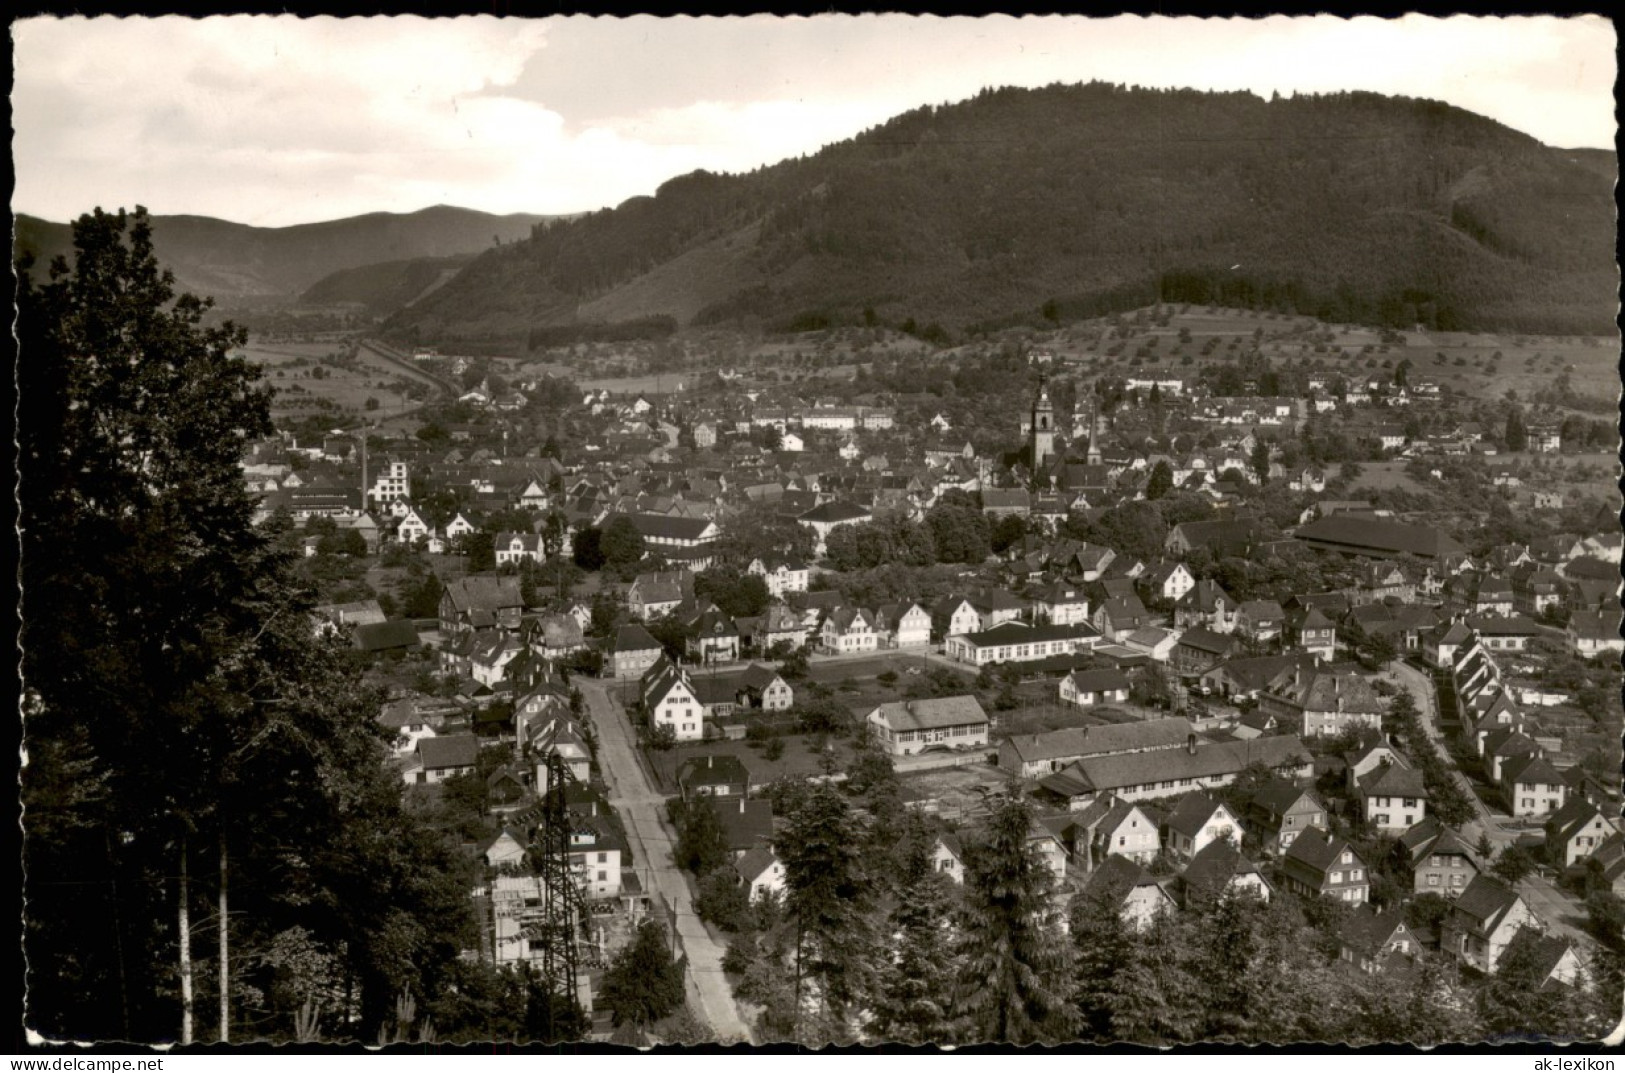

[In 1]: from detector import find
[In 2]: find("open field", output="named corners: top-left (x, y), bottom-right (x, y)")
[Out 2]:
top-left (648, 734), bottom-right (861, 794)
top-left (1344, 461), bottom-right (1431, 497)
top-left (242, 341), bottom-right (422, 421)
top-left (897, 762), bottom-right (1010, 823)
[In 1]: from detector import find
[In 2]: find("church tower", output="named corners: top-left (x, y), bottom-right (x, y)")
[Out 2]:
top-left (1030, 375), bottom-right (1056, 471)
top-left (1086, 395), bottom-right (1104, 466)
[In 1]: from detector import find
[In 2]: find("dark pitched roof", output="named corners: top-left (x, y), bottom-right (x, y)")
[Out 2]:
top-left (418, 734), bottom-right (480, 771)
top-left (871, 695), bottom-right (989, 732)
top-left (1295, 515), bottom-right (1466, 559)
top-left (677, 753), bottom-right (752, 790)
top-left (1165, 792), bottom-right (1229, 840)
top-left (609, 624), bottom-right (662, 654)
top-left (353, 619), bottom-right (422, 652)
top-left (1283, 826), bottom-right (1361, 874)
top-left (1451, 876), bottom-right (1522, 928)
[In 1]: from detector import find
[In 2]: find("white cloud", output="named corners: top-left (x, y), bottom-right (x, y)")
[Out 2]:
top-left (11, 14), bottom-right (1616, 226)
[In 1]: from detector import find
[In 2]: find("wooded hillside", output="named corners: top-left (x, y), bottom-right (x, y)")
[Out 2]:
top-left (386, 83), bottom-right (1617, 348)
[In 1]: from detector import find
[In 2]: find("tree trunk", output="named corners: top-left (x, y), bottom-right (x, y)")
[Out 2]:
top-left (105, 829), bottom-right (131, 1039)
top-left (218, 830), bottom-right (229, 1043)
top-left (179, 836), bottom-right (193, 1046)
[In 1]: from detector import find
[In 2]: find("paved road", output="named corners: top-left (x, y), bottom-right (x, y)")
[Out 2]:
top-left (1390, 661), bottom-right (1510, 842)
top-left (578, 679), bottom-right (754, 1044)
top-left (1519, 872), bottom-right (1592, 945)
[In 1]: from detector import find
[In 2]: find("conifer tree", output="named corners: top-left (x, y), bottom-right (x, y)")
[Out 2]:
top-left (599, 921), bottom-right (685, 1028)
top-left (951, 788), bottom-right (1078, 1044)
top-left (866, 820), bottom-right (958, 1044)
top-left (776, 782), bottom-right (877, 1036)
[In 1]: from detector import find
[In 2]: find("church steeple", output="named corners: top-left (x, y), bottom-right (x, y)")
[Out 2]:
top-left (1030, 374), bottom-right (1056, 471)
top-left (1086, 393), bottom-right (1104, 467)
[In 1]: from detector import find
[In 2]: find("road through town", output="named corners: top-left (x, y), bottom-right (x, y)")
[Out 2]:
top-left (578, 678), bottom-right (754, 1043)
top-left (1390, 660), bottom-right (1506, 839)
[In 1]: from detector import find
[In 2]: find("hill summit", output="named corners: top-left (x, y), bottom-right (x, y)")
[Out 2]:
top-left (14, 204), bottom-right (554, 306)
top-left (385, 82), bottom-right (1616, 348)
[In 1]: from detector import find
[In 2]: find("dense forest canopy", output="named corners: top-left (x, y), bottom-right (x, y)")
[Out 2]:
top-left (387, 82), bottom-right (1617, 348)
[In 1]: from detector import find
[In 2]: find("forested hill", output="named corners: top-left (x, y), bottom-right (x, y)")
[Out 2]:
top-left (385, 82), bottom-right (1617, 348)
top-left (13, 205), bottom-right (552, 304)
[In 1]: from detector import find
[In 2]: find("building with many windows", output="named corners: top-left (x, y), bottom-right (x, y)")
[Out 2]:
top-left (866, 696), bottom-right (990, 757)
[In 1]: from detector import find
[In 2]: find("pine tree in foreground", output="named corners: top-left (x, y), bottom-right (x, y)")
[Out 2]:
top-left (951, 788), bottom-right (1079, 1044)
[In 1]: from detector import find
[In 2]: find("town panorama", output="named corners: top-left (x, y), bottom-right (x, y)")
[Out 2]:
top-left (18, 85), bottom-right (1622, 1050)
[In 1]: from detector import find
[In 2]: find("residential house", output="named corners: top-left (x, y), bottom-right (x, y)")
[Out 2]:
top-left (1357, 760), bottom-right (1429, 833)
top-left (1285, 605), bottom-right (1338, 661)
top-left (1399, 819), bottom-right (1481, 898)
top-left (687, 607), bottom-right (742, 665)
top-left (1163, 792), bottom-right (1242, 861)
top-left (1545, 798), bottom-right (1615, 871)
top-left (1078, 854), bottom-right (1176, 932)
top-left (931, 834), bottom-right (965, 883)
top-left (716, 798), bottom-right (776, 859)
top-left (734, 844), bottom-right (787, 903)
top-left (1235, 600), bottom-right (1286, 643)
top-left (1070, 796), bottom-right (1161, 868)
top-left (1338, 908), bottom-right (1419, 974)
top-left (642, 658), bottom-right (705, 742)
top-left (1058, 667), bottom-right (1132, 707)
top-left (876, 602), bottom-right (932, 649)
top-left (1093, 595), bottom-right (1151, 642)
top-left (440, 575), bottom-right (525, 636)
top-left (866, 696), bottom-right (991, 757)
top-left (1567, 610), bottom-right (1622, 656)
top-left (820, 606), bottom-right (879, 655)
top-left (521, 614), bottom-right (587, 661)
top-left (740, 603), bottom-right (807, 654)
top-left (605, 624), bottom-right (664, 679)
top-left (677, 754), bottom-right (752, 800)
top-left (1170, 626), bottom-right (1241, 676)
top-left (1280, 827), bottom-right (1369, 905)
top-left (624, 569), bottom-right (689, 621)
top-left (1244, 779), bottom-right (1328, 855)
top-left (931, 595), bottom-right (983, 641)
top-left (1032, 583), bottom-right (1092, 627)
top-left (405, 734), bottom-right (480, 785)
top-left (1441, 876), bottom-right (1541, 973)
top-left (567, 813), bottom-right (626, 899)
top-left (494, 532), bottom-right (545, 566)
top-left (748, 556), bottom-right (809, 598)
top-left (968, 588), bottom-right (1030, 631)
top-left (480, 829), bottom-right (528, 871)
top-left (1502, 752), bottom-right (1567, 819)
top-left (1177, 840), bottom-right (1271, 906)
top-left (1259, 667), bottom-right (1385, 738)
top-left (1174, 580), bottom-right (1240, 634)
top-left (1140, 561), bottom-right (1197, 604)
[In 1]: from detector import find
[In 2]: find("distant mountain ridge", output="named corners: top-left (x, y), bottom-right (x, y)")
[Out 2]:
top-left (382, 82), bottom-right (1617, 347)
top-left (13, 205), bottom-right (556, 305)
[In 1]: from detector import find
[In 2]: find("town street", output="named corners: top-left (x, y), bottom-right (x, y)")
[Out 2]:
top-left (1518, 871), bottom-right (1593, 947)
top-left (1389, 660), bottom-right (1508, 842)
top-left (577, 678), bottom-right (754, 1043)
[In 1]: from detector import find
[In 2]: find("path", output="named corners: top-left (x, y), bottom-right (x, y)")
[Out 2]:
top-left (578, 679), bottom-right (754, 1044)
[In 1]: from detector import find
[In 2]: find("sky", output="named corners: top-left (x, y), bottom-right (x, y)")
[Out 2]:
top-left (11, 14), bottom-right (1618, 228)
